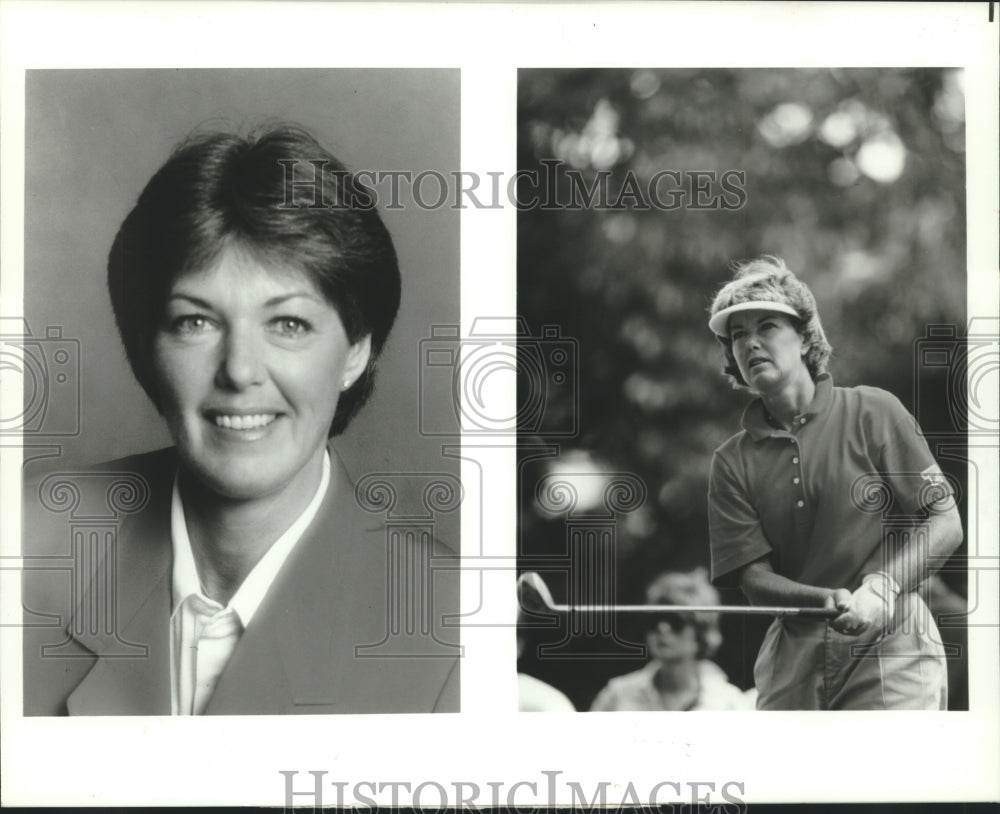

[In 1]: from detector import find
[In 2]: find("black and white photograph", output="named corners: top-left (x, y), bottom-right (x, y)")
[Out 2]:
top-left (15, 68), bottom-right (461, 716)
top-left (1, 1), bottom-right (997, 810)
top-left (515, 67), bottom-right (972, 714)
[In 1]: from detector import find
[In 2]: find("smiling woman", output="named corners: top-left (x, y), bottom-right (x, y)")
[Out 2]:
top-left (153, 249), bottom-right (371, 509)
top-left (22, 124), bottom-right (459, 716)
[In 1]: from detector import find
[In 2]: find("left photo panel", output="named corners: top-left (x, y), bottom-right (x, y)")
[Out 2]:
top-left (18, 69), bottom-right (462, 715)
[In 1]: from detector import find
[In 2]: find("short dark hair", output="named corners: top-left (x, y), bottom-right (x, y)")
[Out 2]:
top-left (107, 123), bottom-right (400, 436)
top-left (708, 256), bottom-right (832, 390)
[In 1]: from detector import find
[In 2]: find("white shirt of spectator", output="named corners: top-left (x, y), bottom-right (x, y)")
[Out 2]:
top-left (169, 452), bottom-right (331, 715)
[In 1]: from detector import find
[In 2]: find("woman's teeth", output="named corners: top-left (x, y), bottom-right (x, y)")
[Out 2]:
top-left (214, 413), bottom-right (277, 430)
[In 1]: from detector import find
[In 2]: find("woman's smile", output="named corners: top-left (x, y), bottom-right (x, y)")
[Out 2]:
top-left (203, 408), bottom-right (283, 439)
top-left (209, 412), bottom-right (278, 431)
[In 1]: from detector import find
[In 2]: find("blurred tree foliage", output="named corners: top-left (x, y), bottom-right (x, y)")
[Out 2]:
top-left (516, 68), bottom-right (967, 705)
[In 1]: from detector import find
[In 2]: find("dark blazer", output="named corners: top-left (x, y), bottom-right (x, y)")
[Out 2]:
top-left (22, 447), bottom-right (460, 715)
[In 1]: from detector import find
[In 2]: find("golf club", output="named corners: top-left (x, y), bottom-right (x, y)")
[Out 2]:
top-left (517, 571), bottom-right (839, 618)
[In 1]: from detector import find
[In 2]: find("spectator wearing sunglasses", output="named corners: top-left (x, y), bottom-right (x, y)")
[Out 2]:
top-left (589, 569), bottom-right (753, 711)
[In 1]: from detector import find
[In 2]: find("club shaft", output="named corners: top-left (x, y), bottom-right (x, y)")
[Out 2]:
top-left (542, 603), bottom-right (837, 618)
top-left (517, 572), bottom-right (838, 618)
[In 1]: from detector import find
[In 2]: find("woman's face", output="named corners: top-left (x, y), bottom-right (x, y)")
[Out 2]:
top-left (728, 309), bottom-right (810, 393)
top-left (152, 246), bottom-right (371, 502)
top-left (645, 614), bottom-right (699, 664)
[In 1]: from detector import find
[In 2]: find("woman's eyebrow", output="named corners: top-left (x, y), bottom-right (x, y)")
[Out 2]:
top-left (166, 292), bottom-right (214, 309)
top-left (263, 292), bottom-right (322, 307)
top-left (164, 292), bottom-right (321, 308)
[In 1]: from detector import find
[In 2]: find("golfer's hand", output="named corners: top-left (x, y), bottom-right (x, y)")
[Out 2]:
top-left (832, 574), bottom-right (899, 636)
top-left (824, 588), bottom-right (851, 615)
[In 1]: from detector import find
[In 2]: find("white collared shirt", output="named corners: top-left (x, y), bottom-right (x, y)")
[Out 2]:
top-left (169, 453), bottom-right (331, 715)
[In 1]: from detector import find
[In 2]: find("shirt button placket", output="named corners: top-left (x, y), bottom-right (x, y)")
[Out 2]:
top-left (791, 434), bottom-right (804, 508)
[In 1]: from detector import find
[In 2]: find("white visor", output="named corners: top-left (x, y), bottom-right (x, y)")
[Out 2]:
top-left (708, 300), bottom-right (801, 337)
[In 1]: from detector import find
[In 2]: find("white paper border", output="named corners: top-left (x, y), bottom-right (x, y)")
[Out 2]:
top-left (1, 1), bottom-right (997, 807)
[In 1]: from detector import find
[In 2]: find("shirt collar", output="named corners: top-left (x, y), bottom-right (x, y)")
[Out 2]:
top-left (170, 450), bottom-right (331, 626)
top-left (741, 373), bottom-right (834, 441)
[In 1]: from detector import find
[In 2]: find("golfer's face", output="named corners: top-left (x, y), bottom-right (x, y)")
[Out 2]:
top-left (151, 245), bottom-right (371, 502)
top-left (728, 310), bottom-right (809, 391)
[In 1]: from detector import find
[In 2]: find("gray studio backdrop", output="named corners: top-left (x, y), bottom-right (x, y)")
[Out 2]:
top-left (23, 69), bottom-right (461, 548)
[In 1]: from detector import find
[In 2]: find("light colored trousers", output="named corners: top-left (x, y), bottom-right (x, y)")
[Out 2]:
top-left (754, 592), bottom-right (948, 710)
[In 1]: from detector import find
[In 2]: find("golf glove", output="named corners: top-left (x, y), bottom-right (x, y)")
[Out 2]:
top-left (833, 572), bottom-right (900, 635)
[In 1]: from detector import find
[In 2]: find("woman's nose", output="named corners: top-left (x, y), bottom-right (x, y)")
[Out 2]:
top-left (656, 621), bottom-right (676, 637)
top-left (215, 327), bottom-right (265, 390)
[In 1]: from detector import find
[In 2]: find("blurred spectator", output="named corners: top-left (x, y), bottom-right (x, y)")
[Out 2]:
top-left (518, 671), bottom-right (577, 712)
top-left (518, 612), bottom-right (576, 711)
top-left (590, 569), bottom-right (754, 711)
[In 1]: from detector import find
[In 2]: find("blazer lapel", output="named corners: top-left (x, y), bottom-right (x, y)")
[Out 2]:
top-left (66, 460), bottom-right (174, 716)
top-left (65, 570), bottom-right (172, 715)
top-left (203, 452), bottom-right (378, 714)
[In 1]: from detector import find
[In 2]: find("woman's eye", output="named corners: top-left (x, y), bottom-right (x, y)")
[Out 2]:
top-left (171, 315), bottom-right (213, 334)
top-left (272, 317), bottom-right (311, 337)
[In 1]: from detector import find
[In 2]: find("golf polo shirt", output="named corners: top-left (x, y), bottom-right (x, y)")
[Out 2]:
top-left (709, 375), bottom-right (951, 710)
top-left (709, 374), bottom-right (952, 592)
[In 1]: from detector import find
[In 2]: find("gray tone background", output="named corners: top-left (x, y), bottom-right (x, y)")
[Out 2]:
top-left (23, 69), bottom-right (461, 547)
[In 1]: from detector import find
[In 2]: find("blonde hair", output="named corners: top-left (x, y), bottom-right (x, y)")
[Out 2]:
top-left (645, 568), bottom-right (723, 659)
top-left (709, 256), bottom-right (832, 389)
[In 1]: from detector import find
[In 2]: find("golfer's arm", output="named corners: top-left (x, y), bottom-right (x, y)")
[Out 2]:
top-left (739, 557), bottom-right (835, 609)
top-left (871, 495), bottom-right (963, 594)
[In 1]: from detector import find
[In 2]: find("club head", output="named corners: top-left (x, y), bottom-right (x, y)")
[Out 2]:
top-left (517, 571), bottom-right (558, 614)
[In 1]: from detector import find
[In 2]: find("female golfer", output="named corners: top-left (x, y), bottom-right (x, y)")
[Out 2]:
top-left (23, 125), bottom-right (458, 715)
top-left (707, 256), bottom-right (961, 710)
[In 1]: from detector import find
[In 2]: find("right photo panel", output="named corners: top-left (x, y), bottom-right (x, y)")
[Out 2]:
top-left (516, 68), bottom-right (969, 712)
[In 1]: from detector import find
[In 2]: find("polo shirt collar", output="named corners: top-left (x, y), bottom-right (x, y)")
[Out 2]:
top-left (741, 373), bottom-right (834, 441)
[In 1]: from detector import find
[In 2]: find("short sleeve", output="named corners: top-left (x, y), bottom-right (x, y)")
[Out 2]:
top-left (707, 446), bottom-right (773, 584)
top-left (589, 683), bottom-right (615, 712)
top-left (870, 391), bottom-right (954, 515)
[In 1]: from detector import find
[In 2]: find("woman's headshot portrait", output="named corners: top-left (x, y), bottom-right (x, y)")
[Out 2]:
top-left (20, 70), bottom-right (460, 716)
